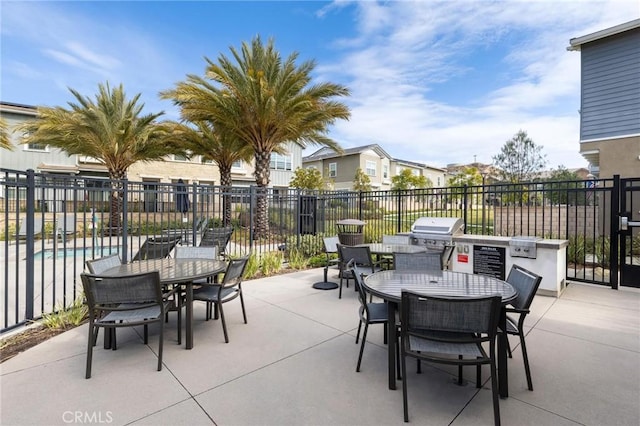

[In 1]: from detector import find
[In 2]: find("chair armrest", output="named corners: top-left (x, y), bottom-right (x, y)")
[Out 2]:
top-left (505, 307), bottom-right (530, 315)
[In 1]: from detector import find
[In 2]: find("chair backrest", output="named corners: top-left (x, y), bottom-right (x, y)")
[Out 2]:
top-left (394, 251), bottom-right (442, 271)
top-left (222, 257), bottom-right (249, 288)
top-left (56, 214), bottom-right (76, 235)
top-left (132, 236), bottom-right (181, 261)
top-left (349, 261), bottom-right (370, 310)
top-left (174, 246), bottom-right (217, 260)
top-left (199, 226), bottom-right (233, 256)
top-left (337, 244), bottom-right (375, 272)
top-left (16, 218), bottom-right (43, 237)
top-left (323, 236), bottom-right (340, 254)
top-left (382, 234), bottom-right (411, 245)
top-left (85, 254), bottom-right (122, 274)
top-left (506, 264), bottom-right (543, 310)
top-left (81, 271), bottom-right (163, 309)
top-left (401, 290), bottom-right (502, 338)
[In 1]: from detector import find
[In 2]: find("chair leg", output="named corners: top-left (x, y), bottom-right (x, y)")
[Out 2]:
top-left (489, 352), bottom-right (501, 426)
top-left (383, 322), bottom-right (388, 345)
top-left (355, 320), bottom-right (362, 344)
top-left (338, 276), bottom-right (343, 299)
top-left (356, 323), bottom-right (369, 372)
top-left (158, 318), bottom-right (164, 372)
top-left (86, 324), bottom-right (95, 379)
top-left (144, 324), bottom-right (148, 344)
top-left (417, 359), bottom-right (421, 374)
top-left (239, 292), bottom-right (247, 324)
top-left (401, 350), bottom-right (409, 422)
top-left (176, 295), bottom-right (182, 345)
top-left (396, 335), bottom-right (402, 380)
top-left (219, 303), bottom-right (229, 343)
top-left (507, 337), bottom-right (512, 358)
top-left (519, 332), bottom-right (534, 391)
top-left (476, 363), bottom-right (482, 388)
top-left (457, 356), bottom-right (463, 385)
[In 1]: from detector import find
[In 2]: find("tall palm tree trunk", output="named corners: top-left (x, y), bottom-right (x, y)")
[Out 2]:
top-left (253, 151), bottom-right (271, 239)
top-left (219, 165), bottom-right (233, 227)
top-left (107, 169), bottom-right (126, 233)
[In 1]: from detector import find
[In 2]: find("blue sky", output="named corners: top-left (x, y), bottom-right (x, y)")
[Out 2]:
top-left (2, 1), bottom-right (639, 169)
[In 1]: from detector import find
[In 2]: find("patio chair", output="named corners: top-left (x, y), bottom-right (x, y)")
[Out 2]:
top-left (400, 291), bottom-right (502, 425)
top-left (54, 213), bottom-right (76, 242)
top-left (350, 261), bottom-right (401, 376)
top-left (10, 218), bottom-right (43, 242)
top-left (174, 246), bottom-right (218, 284)
top-left (85, 254), bottom-right (122, 274)
top-left (393, 251), bottom-right (442, 272)
top-left (193, 257), bottom-right (249, 343)
top-left (380, 234), bottom-right (412, 268)
top-left (80, 271), bottom-right (170, 379)
top-left (131, 235), bottom-right (181, 261)
top-left (336, 244), bottom-right (383, 299)
top-left (313, 236), bottom-right (340, 290)
top-left (504, 264), bottom-right (543, 391)
top-left (199, 226), bottom-right (233, 259)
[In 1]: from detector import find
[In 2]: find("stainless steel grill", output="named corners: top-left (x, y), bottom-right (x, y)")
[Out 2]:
top-left (409, 217), bottom-right (464, 269)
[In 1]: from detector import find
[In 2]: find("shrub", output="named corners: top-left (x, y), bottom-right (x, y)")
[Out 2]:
top-left (261, 251), bottom-right (283, 276)
top-left (287, 247), bottom-right (309, 270)
top-left (243, 253), bottom-right (260, 279)
top-left (41, 296), bottom-right (88, 329)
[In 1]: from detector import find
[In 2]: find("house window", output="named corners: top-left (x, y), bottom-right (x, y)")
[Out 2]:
top-left (366, 161), bottom-right (376, 177)
top-left (232, 160), bottom-right (243, 168)
top-left (174, 154), bottom-right (187, 162)
top-left (201, 156), bottom-right (213, 164)
top-left (437, 177), bottom-right (441, 187)
top-left (383, 165), bottom-right (388, 179)
top-left (24, 138), bottom-right (47, 151)
top-left (270, 153), bottom-right (292, 171)
top-left (328, 162), bottom-right (337, 178)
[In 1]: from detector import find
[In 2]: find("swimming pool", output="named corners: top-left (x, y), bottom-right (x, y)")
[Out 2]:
top-left (33, 246), bottom-right (121, 260)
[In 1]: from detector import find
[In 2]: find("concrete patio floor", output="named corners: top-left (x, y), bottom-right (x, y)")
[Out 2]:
top-left (1, 268), bottom-right (639, 426)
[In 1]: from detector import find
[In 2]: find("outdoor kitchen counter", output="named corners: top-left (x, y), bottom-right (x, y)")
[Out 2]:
top-left (450, 234), bottom-right (569, 297)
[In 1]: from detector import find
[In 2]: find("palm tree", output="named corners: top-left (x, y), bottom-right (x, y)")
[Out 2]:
top-left (19, 82), bottom-right (184, 230)
top-left (173, 121), bottom-right (253, 226)
top-left (0, 118), bottom-right (13, 150)
top-left (161, 35), bottom-right (350, 237)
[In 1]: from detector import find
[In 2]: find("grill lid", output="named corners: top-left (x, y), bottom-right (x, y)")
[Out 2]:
top-left (411, 217), bottom-right (464, 235)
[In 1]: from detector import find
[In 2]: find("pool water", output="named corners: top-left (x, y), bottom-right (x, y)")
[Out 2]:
top-left (33, 246), bottom-right (121, 260)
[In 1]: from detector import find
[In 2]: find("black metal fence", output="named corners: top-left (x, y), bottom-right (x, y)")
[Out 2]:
top-left (0, 168), bottom-right (624, 332)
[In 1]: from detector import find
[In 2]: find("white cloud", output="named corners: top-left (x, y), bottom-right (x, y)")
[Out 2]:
top-left (319, 0), bottom-right (640, 169)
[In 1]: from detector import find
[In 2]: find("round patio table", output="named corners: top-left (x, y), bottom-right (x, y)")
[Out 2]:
top-left (364, 269), bottom-right (517, 396)
top-left (102, 258), bottom-right (227, 349)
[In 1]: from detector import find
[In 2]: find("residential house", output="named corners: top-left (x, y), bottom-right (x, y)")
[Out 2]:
top-left (302, 144), bottom-right (446, 191)
top-left (568, 19), bottom-right (640, 179)
top-left (1, 101), bottom-right (301, 211)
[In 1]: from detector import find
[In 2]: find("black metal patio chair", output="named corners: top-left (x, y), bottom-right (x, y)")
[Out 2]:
top-left (504, 264), bottom-right (543, 391)
top-left (80, 271), bottom-right (171, 379)
top-left (393, 251), bottom-right (443, 272)
top-left (336, 244), bottom-right (383, 299)
top-left (400, 291), bottom-right (502, 424)
top-left (199, 226), bottom-right (233, 259)
top-left (131, 235), bottom-right (181, 261)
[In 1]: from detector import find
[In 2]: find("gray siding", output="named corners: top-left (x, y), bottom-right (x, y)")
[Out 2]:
top-left (580, 28), bottom-right (640, 141)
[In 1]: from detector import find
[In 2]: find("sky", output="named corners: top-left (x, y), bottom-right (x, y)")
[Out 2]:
top-left (1, 1), bottom-right (639, 170)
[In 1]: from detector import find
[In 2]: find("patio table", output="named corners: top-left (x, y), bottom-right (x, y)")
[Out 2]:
top-left (363, 269), bottom-right (517, 396)
top-left (102, 258), bottom-right (227, 349)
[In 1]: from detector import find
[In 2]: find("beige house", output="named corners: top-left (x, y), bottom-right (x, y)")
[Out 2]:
top-left (568, 19), bottom-right (640, 179)
top-left (302, 144), bottom-right (446, 190)
top-left (1, 101), bottom-right (301, 193)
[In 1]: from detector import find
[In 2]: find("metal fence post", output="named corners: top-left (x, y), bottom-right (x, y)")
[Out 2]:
top-left (462, 184), bottom-right (468, 234)
top-left (25, 169), bottom-right (35, 321)
top-left (610, 174), bottom-right (620, 290)
top-left (122, 179), bottom-right (129, 263)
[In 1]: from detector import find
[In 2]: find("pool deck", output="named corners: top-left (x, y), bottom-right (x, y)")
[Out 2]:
top-left (1, 268), bottom-right (639, 426)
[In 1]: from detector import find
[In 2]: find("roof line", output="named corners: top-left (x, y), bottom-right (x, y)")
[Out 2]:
top-left (568, 18), bottom-right (640, 51)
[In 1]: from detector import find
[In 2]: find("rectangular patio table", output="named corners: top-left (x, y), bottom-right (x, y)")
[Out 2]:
top-left (363, 269), bottom-right (518, 397)
top-left (102, 258), bottom-right (227, 349)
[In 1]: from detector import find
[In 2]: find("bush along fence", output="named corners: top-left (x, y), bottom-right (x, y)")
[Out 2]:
top-left (1, 168), bottom-right (634, 332)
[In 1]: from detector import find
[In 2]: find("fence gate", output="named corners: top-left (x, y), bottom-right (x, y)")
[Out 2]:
top-left (620, 177), bottom-right (640, 288)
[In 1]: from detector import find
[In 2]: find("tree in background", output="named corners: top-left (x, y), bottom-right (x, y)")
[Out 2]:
top-left (353, 168), bottom-right (372, 192)
top-left (391, 168), bottom-right (431, 191)
top-left (174, 121), bottom-right (253, 226)
top-left (493, 130), bottom-right (547, 183)
top-left (0, 118), bottom-right (13, 150)
top-left (447, 166), bottom-right (483, 208)
top-left (19, 82), bottom-right (183, 230)
top-left (544, 166), bottom-right (587, 205)
top-left (289, 167), bottom-right (325, 191)
top-left (162, 35), bottom-right (350, 238)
